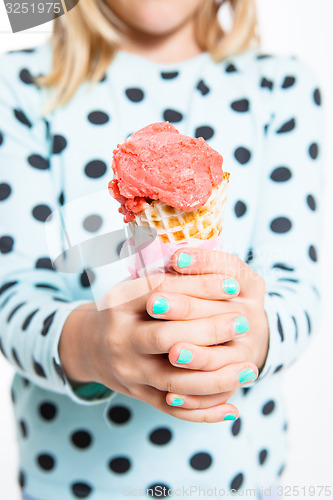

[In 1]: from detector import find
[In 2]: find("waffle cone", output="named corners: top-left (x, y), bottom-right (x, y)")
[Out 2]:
top-left (128, 172), bottom-right (229, 244)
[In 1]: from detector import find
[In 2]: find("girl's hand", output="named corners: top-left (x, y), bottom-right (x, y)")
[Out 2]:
top-left (59, 272), bottom-right (242, 423)
top-left (145, 248), bottom-right (269, 411)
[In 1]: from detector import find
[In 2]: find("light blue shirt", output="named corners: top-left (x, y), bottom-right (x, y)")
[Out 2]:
top-left (0, 42), bottom-right (323, 500)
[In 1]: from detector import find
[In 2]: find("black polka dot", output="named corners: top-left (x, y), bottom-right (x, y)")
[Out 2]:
top-left (306, 194), bottom-right (316, 211)
top-left (163, 109), bottom-right (183, 122)
top-left (0, 235), bottom-right (14, 254)
top-left (22, 377), bottom-right (30, 387)
top-left (37, 453), bottom-right (55, 471)
top-left (277, 314), bottom-right (284, 341)
top-left (261, 77), bottom-right (274, 90)
top-left (39, 401), bottom-right (57, 421)
top-left (52, 134), bottom-right (67, 154)
top-left (196, 79), bottom-right (210, 95)
top-left (12, 348), bottom-right (24, 370)
top-left (230, 472), bottom-right (244, 491)
top-left (231, 99), bottom-right (250, 112)
top-left (234, 147), bottom-right (251, 165)
top-left (22, 309), bottom-right (39, 330)
top-left (245, 248), bottom-right (254, 263)
top-left (28, 154), bottom-right (50, 170)
top-left (308, 245), bottom-right (318, 262)
top-left (41, 311), bottom-right (57, 336)
top-left (262, 400), bottom-right (275, 415)
top-left (125, 88), bottom-right (144, 102)
top-left (270, 217), bottom-right (292, 234)
top-left (0, 183), bottom-right (11, 201)
top-left (147, 483), bottom-right (171, 498)
top-left (52, 357), bottom-right (66, 384)
top-left (0, 131), bottom-right (3, 146)
top-left (278, 464), bottom-right (286, 477)
top-left (0, 280), bottom-right (18, 295)
top-left (234, 201), bottom-right (247, 218)
top-left (14, 109), bottom-right (32, 128)
top-left (281, 76), bottom-right (296, 89)
top-left (33, 360), bottom-right (47, 377)
top-left (87, 111), bottom-right (109, 125)
top-left (0, 338), bottom-right (8, 359)
top-left (35, 283), bottom-right (59, 291)
top-left (18, 470), bottom-right (26, 489)
top-left (259, 449), bottom-right (268, 465)
top-left (83, 214), bottom-right (103, 232)
top-left (71, 482), bottom-right (93, 498)
top-left (314, 88), bottom-right (321, 106)
top-left (32, 204), bottom-right (52, 222)
top-left (276, 118), bottom-right (295, 134)
top-left (274, 364), bottom-right (283, 374)
top-left (80, 269), bottom-right (95, 288)
top-left (161, 71), bottom-right (179, 80)
top-left (19, 419), bottom-right (28, 438)
top-left (309, 142), bottom-right (319, 159)
top-left (273, 263), bottom-right (294, 271)
top-left (149, 427), bottom-right (172, 445)
top-left (19, 68), bottom-right (34, 84)
top-left (305, 311), bottom-right (311, 334)
top-left (7, 302), bottom-right (26, 322)
top-left (84, 160), bottom-right (107, 178)
top-left (292, 316), bottom-right (298, 341)
top-left (225, 63), bottom-right (237, 73)
top-left (58, 192), bottom-right (65, 206)
top-left (116, 239), bottom-right (126, 256)
top-left (231, 417), bottom-right (241, 436)
top-left (195, 126), bottom-right (214, 140)
top-left (35, 257), bottom-right (55, 270)
top-left (257, 54), bottom-right (272, 59)
top-left (107, 405), bottom-right (131, 424)
top-left (189, 452), bottom-right (212, 471)
top-left (270, 166), bottom-right (292, 182)
top-left (109, 456), bottom-right (131, 473)
top-left (71, 430), bottom-right (93, 449)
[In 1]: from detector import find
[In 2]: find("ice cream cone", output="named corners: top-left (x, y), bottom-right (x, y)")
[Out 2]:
top-left (128, 172), bottom-right (229, 244)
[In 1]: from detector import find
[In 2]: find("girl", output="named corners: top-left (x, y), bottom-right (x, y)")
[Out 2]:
top-left (0, 0), bottom-right (323, 499)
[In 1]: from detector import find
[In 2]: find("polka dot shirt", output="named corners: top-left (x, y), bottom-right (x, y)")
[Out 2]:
top-left (0, 42), bottom-right (323, 500)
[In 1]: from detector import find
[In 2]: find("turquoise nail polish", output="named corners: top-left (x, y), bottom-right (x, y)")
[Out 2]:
top-left (238, 368), bottom-right (257, 384)
top-left (222, 278), bottom-right (238, 295)
top-left (152, 297), bottom-right (169, 314)
top-left (178, 252), bottom-right (192, 268)
top-left (223, 413), bottom-right (237, 421)
top-left (171, 398), bottom-right (184, 406)
top-left (176, 349), bottom-right (193, 364)
top-left (234, 316), bottom-right (249, 334)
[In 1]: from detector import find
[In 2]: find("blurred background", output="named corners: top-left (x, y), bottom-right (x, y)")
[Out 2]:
top-left (0, 0), bottom-right (332, 497)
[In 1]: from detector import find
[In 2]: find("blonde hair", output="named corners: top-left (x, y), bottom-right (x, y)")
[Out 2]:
top-left (36, 0), bottom-right (259, 114)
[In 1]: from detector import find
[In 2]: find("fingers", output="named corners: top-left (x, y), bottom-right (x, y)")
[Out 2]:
top-left (143, 356), bottom-right (258, 395)
top-left (146, 291), bottom-right (241, 320)
top-left (168, 343), bottom-right (241, 371)
top-left (165, 389), bottom-right (237, 409)
top-left (156, 273), bottom-right (240, 300)
top-left (136, 384), bottom-right (240, 424)
top-left (171, 248), bottom-right (262, 296)
top-left (137, 312), bottom-right (249, 354)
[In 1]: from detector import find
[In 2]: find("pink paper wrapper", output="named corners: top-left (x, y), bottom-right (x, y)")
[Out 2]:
top-left (121, 227), bottom-right (224, 279)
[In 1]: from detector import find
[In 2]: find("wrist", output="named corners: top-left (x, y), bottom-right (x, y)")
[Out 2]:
top-left (58, 302), bottom-right (97, 385)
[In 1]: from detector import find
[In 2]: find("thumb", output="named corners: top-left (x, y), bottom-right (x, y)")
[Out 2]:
top-left (96, 272), bottom-right (166, 312)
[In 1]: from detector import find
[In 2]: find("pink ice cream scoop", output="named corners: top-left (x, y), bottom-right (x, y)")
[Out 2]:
top-left (108, 122), bottom-right (224, 222)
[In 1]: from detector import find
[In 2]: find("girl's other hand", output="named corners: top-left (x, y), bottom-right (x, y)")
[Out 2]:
top-left (59, 272), bottom-right (241, 423)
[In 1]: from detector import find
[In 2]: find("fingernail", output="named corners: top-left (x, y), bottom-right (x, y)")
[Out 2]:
top-left (152, 297), bottom-right (169, 314)
top-left (223, 413), bottom-right (237, 421)
top-left (176, 349), bottom-right (193, 364)
top-left (238, 368), bottom-right (257, 384)
top-left (222, 278), bottom-right (238, 295)
top-left (234, 316), bottom-right (249, 334)
top-left (170, 398), bottom-right (184, 406)
top-left (177, 252), bottom-right (192, 268)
